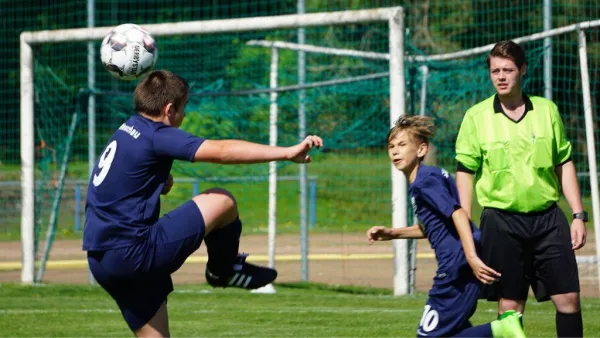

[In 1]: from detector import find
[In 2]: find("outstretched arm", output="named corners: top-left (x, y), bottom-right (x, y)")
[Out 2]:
top-left (366, 225), bottom-right (426, 244)
top-left (194, 135), bottom-right (323, 164)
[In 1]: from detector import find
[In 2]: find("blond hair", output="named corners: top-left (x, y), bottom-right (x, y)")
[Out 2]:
top-left (386, 115), bottom-right (436, 145)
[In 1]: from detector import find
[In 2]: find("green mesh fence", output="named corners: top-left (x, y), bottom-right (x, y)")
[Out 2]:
top-left (1, 1), bottom-right (599, 290)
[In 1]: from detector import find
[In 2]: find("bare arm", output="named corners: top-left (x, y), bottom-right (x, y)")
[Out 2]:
top-left (455, 171), bottom-right (475, 219)
top-left (194, 139), bottom-right (288, 164)
top-left (451, 207), bottom-right (500, 284)
top-left (451, 208), bottom-right (478, 260)
top-left (194, 136), bottom-right (322, 164)
top-left (366, 225), bottom-right (426, 244)
top-left (556, 160), bottom-right (587, 250)
top-left (556, 161), bottom-right (584, 213)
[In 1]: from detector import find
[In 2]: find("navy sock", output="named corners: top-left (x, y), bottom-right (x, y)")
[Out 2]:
top-left (452, 323), bottom-right (492, 337)
top-left (556, 311), bottom-right (582, 337)
top-left (203, 217), bottom-right (242, 276)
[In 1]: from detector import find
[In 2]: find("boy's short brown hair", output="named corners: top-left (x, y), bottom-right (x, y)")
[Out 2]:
top-left (134, 70), bottom-right (189, 117)
top-left (487, 40), bottom-right (527, 70)
top-left (387, 115), bottom-right (436, 145)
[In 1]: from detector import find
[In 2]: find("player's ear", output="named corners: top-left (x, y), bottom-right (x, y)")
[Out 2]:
top-left (161, 102), bottom-right (174, 117)
top-left (417, 142), bottom-right (428, 158)
top-left (520, 63), bottom-right (527, 76)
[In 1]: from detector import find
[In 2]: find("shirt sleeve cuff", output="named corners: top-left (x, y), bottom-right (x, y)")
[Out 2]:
top-left (188, 138), bottom-right (206, 162)
top-left (456, 162), bottom-right (475, 174)
top-left (556, 157), bottom-right (572, 167)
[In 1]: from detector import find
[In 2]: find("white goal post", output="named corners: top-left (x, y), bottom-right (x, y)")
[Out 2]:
top-left (20, 7), bottom-right (410, 294)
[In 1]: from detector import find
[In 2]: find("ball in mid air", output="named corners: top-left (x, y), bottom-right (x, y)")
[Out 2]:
top-left (100, 23), bottom-right (157, 81)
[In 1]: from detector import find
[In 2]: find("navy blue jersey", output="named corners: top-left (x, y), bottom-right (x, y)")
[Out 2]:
top-left (409, 165), bottom-right (480, 283)
top-left (83, 114), bottom-right (205, 251)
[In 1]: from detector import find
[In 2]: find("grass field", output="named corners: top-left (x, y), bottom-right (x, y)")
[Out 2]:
top-left (1, 283), bottom-right (599, 337)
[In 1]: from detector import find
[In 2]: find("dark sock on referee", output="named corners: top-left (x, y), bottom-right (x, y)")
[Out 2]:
top-left (556, 311), bottom-right (583, 337)
top-left (204, 217), bottom-right (242, 276)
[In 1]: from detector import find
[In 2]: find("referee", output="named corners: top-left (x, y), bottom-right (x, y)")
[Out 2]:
top-left (455, 40), bottom-right (586, 337)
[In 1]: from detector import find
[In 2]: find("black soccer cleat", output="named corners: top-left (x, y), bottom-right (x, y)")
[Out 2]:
top-left (205, 253), bottom-right (277, 290)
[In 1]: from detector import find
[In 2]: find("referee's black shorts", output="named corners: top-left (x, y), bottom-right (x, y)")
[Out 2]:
top-left (479, 203), bottom-right (580, 302)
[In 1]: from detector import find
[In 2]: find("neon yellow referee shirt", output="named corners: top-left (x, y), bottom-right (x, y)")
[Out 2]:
top-left (455, 94), bottom-right (572, 213)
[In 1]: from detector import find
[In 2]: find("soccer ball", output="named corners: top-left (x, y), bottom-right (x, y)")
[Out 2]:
top-left (100, 23), bottom-right (158, 81)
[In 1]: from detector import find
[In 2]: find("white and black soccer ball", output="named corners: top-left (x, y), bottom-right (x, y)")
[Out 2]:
top-left (100, 23), bottom-right (158, 81)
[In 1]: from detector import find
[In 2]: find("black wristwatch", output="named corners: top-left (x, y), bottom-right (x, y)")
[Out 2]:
top-left (572, 211), bottom-right (588, 222)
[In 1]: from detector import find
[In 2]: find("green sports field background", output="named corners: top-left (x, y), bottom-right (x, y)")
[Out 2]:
top-left (0, 2), bottom-right (599, 336)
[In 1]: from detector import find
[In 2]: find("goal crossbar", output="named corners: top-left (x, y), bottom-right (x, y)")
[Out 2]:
top-left (20, 8), bottom-right (400, 44)
top-left (246, 40), bottom-right (390, 60)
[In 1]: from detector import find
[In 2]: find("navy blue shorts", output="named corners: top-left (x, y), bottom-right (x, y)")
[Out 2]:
top-left (417, 277), bottom-right (481, 337)
top-left (87, 200), bottom-right (205, 331)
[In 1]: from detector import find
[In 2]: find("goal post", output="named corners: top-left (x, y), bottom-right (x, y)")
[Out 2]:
top-left (20, 7), bottom-right (410, 295)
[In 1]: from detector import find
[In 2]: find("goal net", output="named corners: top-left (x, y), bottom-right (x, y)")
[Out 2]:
top-left (18, 7), bottom-right (600, 298)
top-left (20, 8), bottom-right (414, 295)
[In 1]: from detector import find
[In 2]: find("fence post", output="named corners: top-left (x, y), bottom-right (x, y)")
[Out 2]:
top-left (75, 182), bottom-right (81, 231)
top-left (309, 178), bottom-right (316, 228)
top-left (192, 180), bottom-right (199, 196)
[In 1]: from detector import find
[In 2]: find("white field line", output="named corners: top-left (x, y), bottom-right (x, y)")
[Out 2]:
top-left (0, 308), bottom-right (118, 314)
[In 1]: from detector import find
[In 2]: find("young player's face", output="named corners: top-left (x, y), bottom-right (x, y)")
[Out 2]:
top-left (387, 130), bottom-right (425, 174)
top-left (489, 56), bottom-right (525, 97)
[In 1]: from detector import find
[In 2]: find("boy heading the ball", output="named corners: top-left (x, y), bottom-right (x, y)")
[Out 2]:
top-left (366, 115), bottom-right (526, 338)
top-left (83, 70), bottom-right (323, 337)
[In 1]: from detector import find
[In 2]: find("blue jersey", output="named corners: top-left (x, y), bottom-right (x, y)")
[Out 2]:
top-left (409, 165), bottom-right (480, 284)
top-left (83, 114), bottom-right (205, 251)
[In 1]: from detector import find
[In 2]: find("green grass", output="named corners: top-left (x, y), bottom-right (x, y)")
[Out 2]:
top-left (0, 283), bottom-right (599, 337)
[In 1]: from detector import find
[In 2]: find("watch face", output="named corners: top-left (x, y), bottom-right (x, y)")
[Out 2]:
top-left (573, 212), bottom-right (588, 222)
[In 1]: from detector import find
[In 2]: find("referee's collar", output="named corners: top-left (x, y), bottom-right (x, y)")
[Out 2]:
top-left (493, 93), bottom-right (534, 123)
